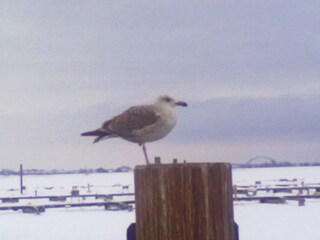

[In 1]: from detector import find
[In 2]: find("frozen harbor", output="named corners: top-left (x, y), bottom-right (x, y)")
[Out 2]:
top-left (1, 166), bottom-right (320, 240)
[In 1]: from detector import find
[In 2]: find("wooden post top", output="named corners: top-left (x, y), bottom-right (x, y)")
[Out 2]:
top-left (135, 162), bottom-right (232, 171)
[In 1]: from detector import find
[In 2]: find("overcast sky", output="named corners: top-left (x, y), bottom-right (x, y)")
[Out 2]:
top-left (1, 1), bottom-right (319, 170)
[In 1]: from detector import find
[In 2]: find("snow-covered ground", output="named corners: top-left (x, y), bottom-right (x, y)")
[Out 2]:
top-left (1, 167), bottom-right (320, 240)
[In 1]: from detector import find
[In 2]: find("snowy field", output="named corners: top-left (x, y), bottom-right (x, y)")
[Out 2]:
top-left (1, 167), bottom-right (320, 240)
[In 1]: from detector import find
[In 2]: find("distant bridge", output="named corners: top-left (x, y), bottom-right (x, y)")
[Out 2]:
top-left (246, 156), bottom-right (277, 165)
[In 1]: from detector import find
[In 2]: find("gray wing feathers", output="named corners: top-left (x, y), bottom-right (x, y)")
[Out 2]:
top-left (101, 105), bottom-right (160, 137)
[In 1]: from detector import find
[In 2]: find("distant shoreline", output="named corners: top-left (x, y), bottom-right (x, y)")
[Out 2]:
top-left (1, 162), bottom-right (320, 176)
top-left (0, 166), bottom-right (133, 176)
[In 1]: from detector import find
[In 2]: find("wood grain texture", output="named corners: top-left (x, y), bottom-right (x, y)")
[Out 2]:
top-left (134, 163), bottom-right (235, 240)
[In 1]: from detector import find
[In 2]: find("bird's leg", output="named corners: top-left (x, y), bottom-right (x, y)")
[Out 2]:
top-left (142, 143), bottom-right (150, 165)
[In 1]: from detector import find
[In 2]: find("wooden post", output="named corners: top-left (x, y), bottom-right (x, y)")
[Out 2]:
top-left (134, 163), bottom-right (235, 240)
top-left (154, 156), bottom-right (161, 164)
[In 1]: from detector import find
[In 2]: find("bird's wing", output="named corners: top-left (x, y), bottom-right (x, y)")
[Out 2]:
top-left (101, 105), bottom-right (160, 137)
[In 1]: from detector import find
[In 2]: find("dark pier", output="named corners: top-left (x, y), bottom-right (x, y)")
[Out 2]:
top-left (0, 193), bottom-right (134, 213)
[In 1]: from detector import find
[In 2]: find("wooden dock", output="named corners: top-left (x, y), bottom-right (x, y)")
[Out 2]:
top-left (0, 193), bottom-right (134, 202)
top-left (0, 193), bottom-right (135, 214)
top-left (1, 183), bottom-right (320, 214)
top-left (0, 200), bottom-right (135, 212)
top-left (233, 183), bottom-right (320, 205)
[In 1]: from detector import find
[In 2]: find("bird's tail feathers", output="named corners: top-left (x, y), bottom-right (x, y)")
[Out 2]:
top-left (81, 129), bottom-right (103, 137)
top-left (81, 129), bottom-right (114, 144)
top-left (93, 135), bottom-right (105, 143)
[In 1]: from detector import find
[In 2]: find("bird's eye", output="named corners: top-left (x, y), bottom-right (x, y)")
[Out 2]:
top-left (164, 96), bottom-right (171, 102)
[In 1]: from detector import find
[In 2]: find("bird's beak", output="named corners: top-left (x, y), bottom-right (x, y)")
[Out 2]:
top-left (175, 101), bottom-right (188, 107)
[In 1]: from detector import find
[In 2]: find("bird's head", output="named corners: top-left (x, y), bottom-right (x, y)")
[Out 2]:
top-left (156, 95), bottom-right (188, 108)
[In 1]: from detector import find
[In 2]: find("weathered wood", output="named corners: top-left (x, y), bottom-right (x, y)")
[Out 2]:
top-left (154, 156), bottom-right (161, 164)
top-left (0, 200), bottom-right (135, 212)
top-left (134, 163), bottom-right (235, 240)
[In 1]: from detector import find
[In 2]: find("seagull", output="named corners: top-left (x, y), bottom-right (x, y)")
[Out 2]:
top-left (81, 95), bottom-right (187, 164)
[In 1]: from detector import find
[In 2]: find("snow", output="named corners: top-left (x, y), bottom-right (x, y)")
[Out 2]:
top-left (0, 172), bottom-right (134, 197)
top-left (233, 166), bottom-right (320, 184)
top-left (0, 208), bottom-right (135, 240)
top-left (234, 200), bottom-right (320, 240)
top-left (1, 167), bottom-right (320, 240)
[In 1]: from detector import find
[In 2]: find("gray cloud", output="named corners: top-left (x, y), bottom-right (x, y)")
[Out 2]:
top-left (174, 94), bottom-right (320, 142)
